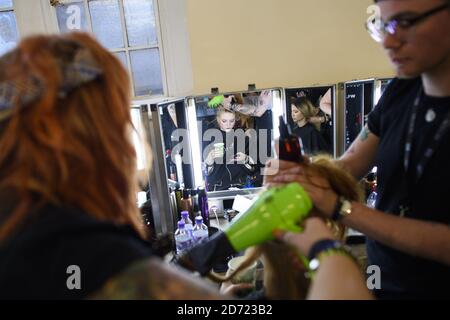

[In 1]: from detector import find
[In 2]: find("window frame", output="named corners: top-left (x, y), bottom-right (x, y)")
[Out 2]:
top-left (49, 0), bottom-right (168, 100)
top-left (0, 0), bottom-right (20, 55)
top-left (0, 1), bottom-right (14, 12)
top-left (10, 0), bottom-right (193, 104)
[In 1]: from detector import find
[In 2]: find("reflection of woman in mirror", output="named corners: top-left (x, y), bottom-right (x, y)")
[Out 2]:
top-left (161, 105), bottom-right (178, 152)
top-left (291, 97), bottom-right (329, 155)
top-left (204, 107), bottom-right (255, 191)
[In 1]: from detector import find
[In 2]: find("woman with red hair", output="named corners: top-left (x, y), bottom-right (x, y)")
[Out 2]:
top-left (0, 33), bottom-right (223, 299)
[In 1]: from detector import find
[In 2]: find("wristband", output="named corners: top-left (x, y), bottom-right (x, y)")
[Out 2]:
top-left (307, 239), bottom-right (342, 261)
top-left (306, 239), bottom-right (356, 278)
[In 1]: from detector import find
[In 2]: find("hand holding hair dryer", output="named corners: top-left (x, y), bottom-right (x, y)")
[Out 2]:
top-left (175, 182), bottom-right (312, 275)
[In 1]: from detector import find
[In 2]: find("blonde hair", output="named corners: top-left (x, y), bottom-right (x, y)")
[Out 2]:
top-left (0, 33), bottom-right (146, 241)
top-left (209, 155), bottom-right (363, 299)
top-left (216, 106), bottom-right (235, 120)
top-left (215, 106), bottom-right (236, 130)
top-left (292, 97), bottom-right (320, 131)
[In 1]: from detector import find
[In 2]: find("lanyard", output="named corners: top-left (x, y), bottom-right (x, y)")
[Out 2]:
top-left (403, 88), bottom-right (450, 182)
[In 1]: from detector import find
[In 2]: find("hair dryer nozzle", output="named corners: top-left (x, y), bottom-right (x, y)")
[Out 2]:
top-left (174, 183), bottom-right (312, 276)
top-left (225, 183), bottom-right (312, 252)
top-left (174, 231), bottom-right (235, 276)
top-left (208, 95), bottom-right (225, 108)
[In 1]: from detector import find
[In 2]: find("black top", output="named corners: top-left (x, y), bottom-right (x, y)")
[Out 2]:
top-left (0, 205), bottom-right (153, 299)
top-left (293, 123), bottom-right (330, 155)
top-left (318, 110), bottom-right (333, 152)
top-left (206, 130), bottom-right (255, 191)
top-left (366, 77), bottom-right (450, 299)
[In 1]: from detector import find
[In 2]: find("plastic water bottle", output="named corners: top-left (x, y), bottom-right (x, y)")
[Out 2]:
top-left (180, 211), bottom-right (193, 238)
top-left (367, 185), bottom-right (377, 208)
top-left (192, 216), bottom-right (209, 245)
top-left (174, 220), bottom-right (193, 255)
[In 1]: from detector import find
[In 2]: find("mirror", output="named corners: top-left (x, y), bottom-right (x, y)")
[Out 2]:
top-left (374, 77), bottom-right (393, 105)
top-left (344, 79), bottom-right (375, 151)
top-left (284, 85), bottom-right (335, 156)
top-left (186, 88), bottom-right (283, 192)
top-left (158, 99), bottom-right (194, 189)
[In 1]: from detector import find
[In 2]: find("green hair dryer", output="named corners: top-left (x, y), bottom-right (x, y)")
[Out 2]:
top-left (176, 182), bottom-right (312, 275)
top-left (207, 95), bottom-right (225, 108)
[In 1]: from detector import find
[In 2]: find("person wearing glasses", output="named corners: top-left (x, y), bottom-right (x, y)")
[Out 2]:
top-left (265, 0), bottom-right (450, 299)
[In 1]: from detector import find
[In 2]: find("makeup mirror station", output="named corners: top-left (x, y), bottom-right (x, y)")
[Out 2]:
top-left (140, 79), bottom-right (393, 256)
top-left (185, 88), bottom-right (284, 226)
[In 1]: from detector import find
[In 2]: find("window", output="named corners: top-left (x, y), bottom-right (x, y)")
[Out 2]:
top-left (0, 0), bottom-right (19, 56)
top-left (54, 0), bottom-right (165, 98)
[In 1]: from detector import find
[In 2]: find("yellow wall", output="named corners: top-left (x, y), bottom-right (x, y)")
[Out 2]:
top-left (186, 0), bottom-right (395, 94)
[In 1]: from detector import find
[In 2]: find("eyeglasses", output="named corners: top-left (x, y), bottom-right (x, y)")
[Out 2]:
top-left (366, 2), bottom-right (449, 42)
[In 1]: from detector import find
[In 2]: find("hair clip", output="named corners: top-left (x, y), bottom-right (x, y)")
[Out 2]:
top-left (0, 42), bottom-right (103, 115)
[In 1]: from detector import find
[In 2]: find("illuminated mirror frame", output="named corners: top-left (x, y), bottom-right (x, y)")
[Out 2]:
top-left (156, 98), bottom-right (194, 189)
top-left (186, 88), bottom-right (284, 191)
top-left (342, 79), bottom-right (376, 153)
top-left (374, 77), bottom-right (394, 105)
top-left (284, 84), bottom-right (338, 158)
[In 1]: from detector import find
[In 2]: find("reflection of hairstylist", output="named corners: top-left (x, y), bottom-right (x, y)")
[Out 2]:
top-left (167, 103), bottom-right (178, 128)
top-left (291, 97), bottom-right (329, 155)
top-left (319, 88), bottom-right (332, 117)
top-left (162, 104), bottom-right (178, 152)
top-left (309, 88), bottom-right (332, 126)
top-left (222, 90), bottom-right (272, 117)
top-left (204, 108), bottom-right (255, 191)
top-left (312, 88), bottom-right (333, 150)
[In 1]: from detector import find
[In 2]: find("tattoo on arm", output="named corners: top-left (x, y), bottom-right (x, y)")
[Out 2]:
top-left (90, 258), bottom-right (225, 300)
top-left (358, 126), bottom-right (370, 142)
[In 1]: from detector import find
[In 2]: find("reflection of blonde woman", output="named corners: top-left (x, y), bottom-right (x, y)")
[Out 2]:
top-left (291, 97), bottom-right (329, 155)
top-left (292, 97), bottom-right (319, 130)
top-left (204, 107), bottom-right (255, 191)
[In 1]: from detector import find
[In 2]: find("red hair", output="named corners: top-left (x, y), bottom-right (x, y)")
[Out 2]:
top-left (0, 33), bottom-right (146, 241)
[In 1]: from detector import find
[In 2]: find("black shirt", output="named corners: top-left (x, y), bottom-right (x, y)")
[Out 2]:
top-left (367, 77), bottom-right (450, 299)
top-left (293, 123), bottom-right (330, 155)
top-left (0, 205), bottom-right (153, 299)
top-left (206, 130), bottom-right (255, 191)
